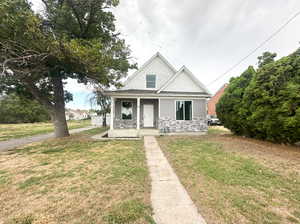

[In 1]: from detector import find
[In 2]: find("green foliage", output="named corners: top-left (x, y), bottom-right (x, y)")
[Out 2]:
top-left (0, 0), bottom-right (135, 136)
top-left (216, 66), bottom-right (256, 135)
top-left (90, 89), bottom-right (111, 126)
top-left (0, 94), bottom-right (50, 123)
top-left (257, 51), bottom-right (277, 68)
top-left (10, 215), bottom-right (34, 224)
top-left (217, 49), bottom-right (300, 143)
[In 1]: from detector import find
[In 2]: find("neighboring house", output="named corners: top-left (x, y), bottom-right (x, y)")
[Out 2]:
top-left (207, 84), bottom-right (228, 118)
top-left (65, 109), bottom-right (90, 120)
top-left (104, 52), bottom-right (211, 137)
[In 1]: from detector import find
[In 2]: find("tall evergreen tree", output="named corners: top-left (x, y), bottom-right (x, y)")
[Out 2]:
top-left (217, 49), bottom-right (300, 143)
top-left (216, 66), bottom-right (256, 135)
top-left (257, 51), bottom-right (277, 68)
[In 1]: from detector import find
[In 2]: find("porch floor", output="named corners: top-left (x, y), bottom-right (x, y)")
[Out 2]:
top-left (108, 129), bottom-right (160, 138)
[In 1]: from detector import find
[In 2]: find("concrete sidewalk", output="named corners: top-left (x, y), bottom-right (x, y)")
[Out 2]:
top-left (0, 126), bottom-right (94, 152)
top-left (144, 136), bottom-right (206, 224)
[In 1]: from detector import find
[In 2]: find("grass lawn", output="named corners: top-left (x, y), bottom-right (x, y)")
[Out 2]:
top-left (158, 127), bottom-right (300, 224)
top-left (0, 128), bottom-right (153, 224)
top-left (0, 120), bottom-right (91, 142)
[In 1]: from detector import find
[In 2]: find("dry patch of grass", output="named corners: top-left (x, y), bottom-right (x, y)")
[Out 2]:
top-left (158, 131), bottom-right (300, 224)
top-left (0, 120), bottom-right (91, 142)
top-left (0, 128), bottom-right (153, 224)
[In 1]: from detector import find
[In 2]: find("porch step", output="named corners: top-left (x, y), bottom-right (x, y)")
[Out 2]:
top-left (108, 129), bottom-right (139, 138)
top-left (108, 129), bottom-right (160, 138)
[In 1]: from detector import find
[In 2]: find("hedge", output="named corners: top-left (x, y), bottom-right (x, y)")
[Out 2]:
top-left (216, 49), bottom-right (300, 144)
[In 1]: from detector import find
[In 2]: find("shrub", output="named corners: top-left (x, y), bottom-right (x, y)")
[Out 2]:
top-left (216, 49), bottom-right (300, 144)
top-left (0, 94), bottom-right (50, 123)
top-left (216, 66), bottom-right (256, 135)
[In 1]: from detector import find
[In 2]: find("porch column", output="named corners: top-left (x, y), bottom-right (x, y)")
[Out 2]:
top-left (110, 97), bottom-right (114, 130)
top-left (137, 97), bottom-right (140, 130)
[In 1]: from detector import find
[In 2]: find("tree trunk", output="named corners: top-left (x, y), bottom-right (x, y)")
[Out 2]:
top-left (102, 112), bottom-right (107, 127)
top-left (23, 75), bottom-right (69, 138)
top-left (51, 76), bottom-right (70, 138)
top-left (51, 108), bottom-right (69, 138)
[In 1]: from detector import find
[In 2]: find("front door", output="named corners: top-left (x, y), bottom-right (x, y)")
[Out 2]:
top-left (143, 104), bottom-right (154, 127)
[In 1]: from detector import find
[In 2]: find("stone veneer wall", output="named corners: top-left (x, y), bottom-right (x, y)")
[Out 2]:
top-left (158, 116), bottom-right (208, 133)
top-left (114, 118), bottom-right (137, 129)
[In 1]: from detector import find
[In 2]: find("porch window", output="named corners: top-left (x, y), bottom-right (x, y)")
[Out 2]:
top-left (121, 101), bottom-right (133, 120)
top-left (146, 74), bottom-right (156, 88)
top-left (176, 101), bottom-right (192, 120)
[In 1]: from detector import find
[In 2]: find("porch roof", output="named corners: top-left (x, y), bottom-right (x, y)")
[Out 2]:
top-left (104, 89), bottom-right (211, 98)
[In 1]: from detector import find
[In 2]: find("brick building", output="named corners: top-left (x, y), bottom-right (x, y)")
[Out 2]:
top-left (208, 84), bottom-right (228, 118)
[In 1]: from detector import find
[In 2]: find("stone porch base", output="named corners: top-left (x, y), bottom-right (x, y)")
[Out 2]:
top-left (108, 129), bottom-right (207, 138)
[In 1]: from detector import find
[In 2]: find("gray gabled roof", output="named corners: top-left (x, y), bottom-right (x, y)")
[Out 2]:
top-left (123, 52), bottom-right (177, 88)
top-left (105, 52), bottom-right (211, 97)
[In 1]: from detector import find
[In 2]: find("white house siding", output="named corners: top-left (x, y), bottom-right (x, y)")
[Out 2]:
top-left (123, 56), bottom-right (175, 90)
top-left (159, 98), bottom-right (207, 133)
top-left (159, 99), bottom-right (174, 118)
top-left (163, 70), bottom-right (204, 93)
top-left (193, 99), bottom-right (207, 119)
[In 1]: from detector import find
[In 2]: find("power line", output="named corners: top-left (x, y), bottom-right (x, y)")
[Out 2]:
top-left (207, 10), bottom-right (300, 86)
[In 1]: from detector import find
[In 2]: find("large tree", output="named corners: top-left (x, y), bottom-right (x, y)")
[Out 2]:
top-left (0, 0), bottom-right (134, 137)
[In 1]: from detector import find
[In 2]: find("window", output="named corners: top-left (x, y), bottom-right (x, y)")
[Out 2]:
top-left (146, 74), bottom-right (156, 88)
top-left (176, 101), bottom-right (192, 120)
top-left (121, 101), bottom-right (133, 120)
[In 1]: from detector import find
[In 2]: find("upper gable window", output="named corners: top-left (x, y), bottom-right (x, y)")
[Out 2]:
top-left (146, 74), bottom-right (156, 88)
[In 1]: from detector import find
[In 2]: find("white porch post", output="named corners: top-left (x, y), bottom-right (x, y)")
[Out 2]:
top-left (110, 97), bottom-right (115, 130)
top-left (137, 97), bottom-right (140, 130)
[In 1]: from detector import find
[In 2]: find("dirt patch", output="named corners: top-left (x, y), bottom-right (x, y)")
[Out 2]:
top-left (210, 134), bottom-right (300, 177)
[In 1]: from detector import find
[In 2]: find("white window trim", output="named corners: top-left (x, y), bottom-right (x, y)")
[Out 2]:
top-left (121, 100), bottom-right (133, 120)
top-left (146, 74), bottom-right (156, 89)
top-left (174, 100), bottom-right (193, 121)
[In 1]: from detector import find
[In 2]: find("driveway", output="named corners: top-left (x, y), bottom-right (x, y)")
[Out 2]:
top-left (0, 126), bottom-right (94, 152)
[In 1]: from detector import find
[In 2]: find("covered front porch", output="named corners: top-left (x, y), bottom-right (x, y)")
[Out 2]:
top-left (108, 97), bottom-right (160, 137)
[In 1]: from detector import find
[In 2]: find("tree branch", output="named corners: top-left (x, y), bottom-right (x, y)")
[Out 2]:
top-left (65, 0), bottom-right (84, 35)
top-left (23, 79), bottom-right (54, 112)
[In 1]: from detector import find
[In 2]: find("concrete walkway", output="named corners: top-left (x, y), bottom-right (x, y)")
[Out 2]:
top-left (144, 136), bottom-right (206, 224)
top-left (0, 126), bottom-right (94, 152)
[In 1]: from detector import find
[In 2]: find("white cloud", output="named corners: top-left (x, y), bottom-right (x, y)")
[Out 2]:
top-left (113, 0), bottom-right (300, 92)
top-left (30, 0), bottom-right (300, 94)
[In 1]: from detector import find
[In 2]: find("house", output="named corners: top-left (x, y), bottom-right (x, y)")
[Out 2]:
top-left (104, 52), bottom-right (211, 137)
top-left (65, 109), bottom-right (90, 120)
top-left (207, 84), bottom-right (228, 118)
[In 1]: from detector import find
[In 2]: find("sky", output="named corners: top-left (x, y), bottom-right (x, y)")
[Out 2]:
top-left (31, 0), bottom-right (300, 109)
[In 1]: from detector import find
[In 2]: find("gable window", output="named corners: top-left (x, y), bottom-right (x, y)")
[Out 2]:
top-left (146, 74), bottom-right (156, 88)
top-left (176, 101), bottom-right (192, 120)
top-left (121, 101), bottom-right (133, 120)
